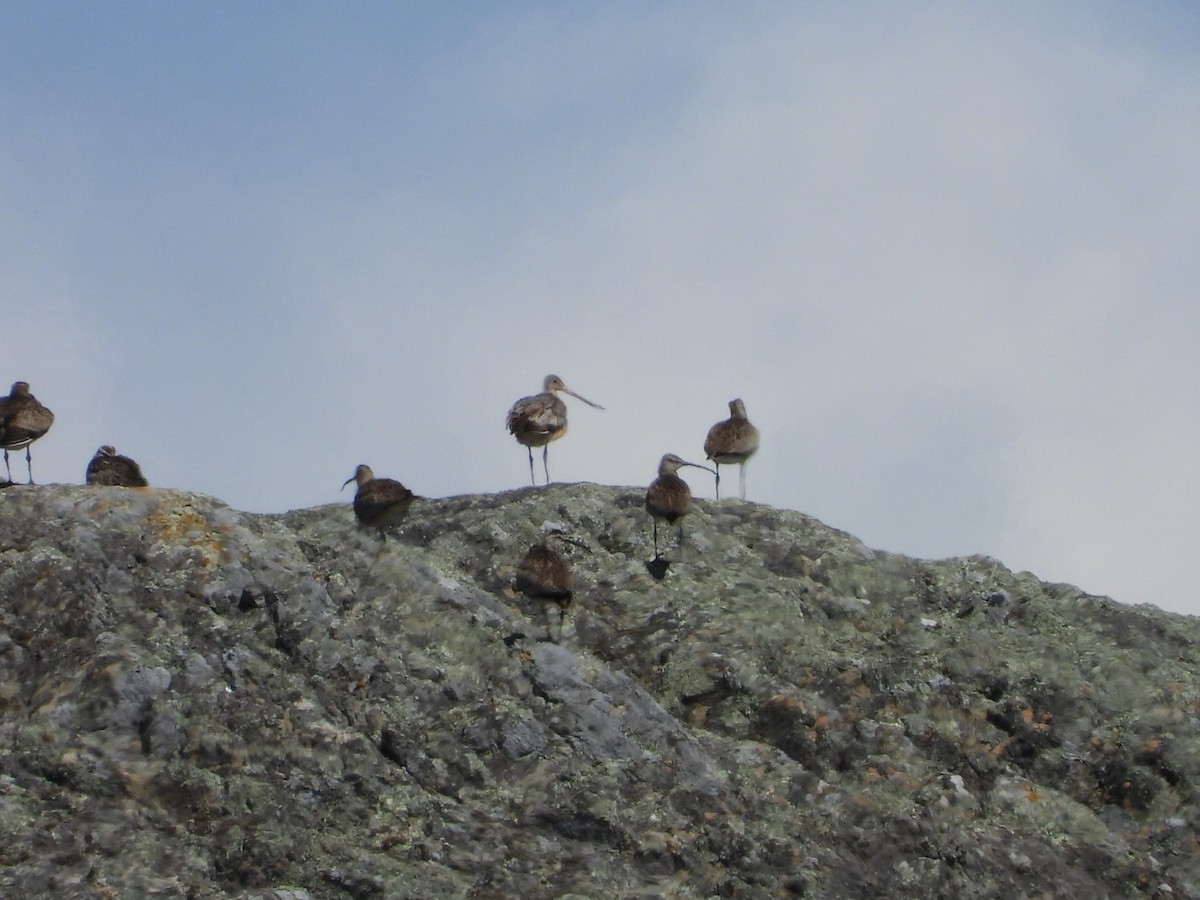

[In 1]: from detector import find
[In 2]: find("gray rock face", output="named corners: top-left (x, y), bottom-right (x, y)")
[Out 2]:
top-left (1, 483), bottom-right (1197, 898)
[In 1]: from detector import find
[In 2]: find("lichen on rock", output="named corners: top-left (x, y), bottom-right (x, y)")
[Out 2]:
top-left (1, 483), bottom-right (1198, 898)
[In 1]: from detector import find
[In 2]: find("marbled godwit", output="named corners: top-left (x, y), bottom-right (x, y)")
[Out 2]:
top-left (704, 398), bottom-right (760, 500)
top-left (645, 453), bottom-right (715, 560)
top-left (506, 374), bottom-right (604, 485)
top-left (86, 446), bottom-right (148, 487)
top-left (342, 464), bottom-right (417, 530)
top-left (0, 382), bottom-right (54, 484)
top-left (515, 530), bottom-right (588, 640)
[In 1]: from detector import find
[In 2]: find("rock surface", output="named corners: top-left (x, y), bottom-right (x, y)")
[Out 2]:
top-left (0, 483), bottom-right (1197, 898)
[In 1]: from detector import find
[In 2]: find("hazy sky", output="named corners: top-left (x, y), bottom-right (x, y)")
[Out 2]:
top-left (3, 2), bottom-right (1198, 617)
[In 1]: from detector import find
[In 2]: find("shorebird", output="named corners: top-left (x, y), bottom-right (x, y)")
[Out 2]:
top-left (342, 464), bottom-right (418, 530)
top-left (704, 398), bottom-right (760, 500)
top-left (86, 446), bottom-right (148, 487)
top-left (645, 453), bottom-right (715, 560)
top-left (0, 382), bottom-right (54, 484)
top-left (515, 530), bottom-right (588, 640)
top-left (506, 374), bottom-right (604, 485)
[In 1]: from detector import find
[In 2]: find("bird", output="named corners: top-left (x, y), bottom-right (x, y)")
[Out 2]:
top-left (0, 382), bottom-right (54, 484)
top-left (85, 446), bottom-right (148, 487)
top-left (514, 530), bottom-right (588, 641)
top-left (645, 453), bottom-right (715, 560)
top-left (342, 464), bottom-right (418, 530)
top-left (704, 398), bottom-right (760, 500)
top-left (506, 375), bottom-right (604, 485)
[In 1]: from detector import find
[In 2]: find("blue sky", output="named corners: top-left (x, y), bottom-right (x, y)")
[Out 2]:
top-left (3, 2), bottom-right (1199, 616)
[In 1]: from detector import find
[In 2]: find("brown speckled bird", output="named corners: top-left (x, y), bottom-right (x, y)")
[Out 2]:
top-left (86, 445), bottom-right (149, 487)
top-left (515, 536), bottom-right (574, 609)
top-left (506, 375), bottom-right (604, 485)
top-left (645, 453), bottom-right (715, 560)
top-left (703, 398), bottom-right (760, 500)
top-left (515, 530), bottom-right (587, 640)
top-left (342, 464), bottom-right (417, 530)
top-left (0, 381), bottom-right (54, 484)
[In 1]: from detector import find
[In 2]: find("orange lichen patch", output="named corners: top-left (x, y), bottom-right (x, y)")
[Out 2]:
top-left (117, 759), bottom-right (163, 798)
top-left (764, 692), bottom-right (807, 715)
top-left (1025, 787), bottom-right (1041, 802)
top-left (1019, 707), bottom-right (1054, 731)
top-left (848, 682), bottom-right (873, 701)
top-left (147, 502), bottom-right (227, 568)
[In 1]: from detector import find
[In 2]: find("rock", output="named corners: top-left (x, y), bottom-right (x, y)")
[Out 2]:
top-left (1, 483), bottom-right (1199, 898)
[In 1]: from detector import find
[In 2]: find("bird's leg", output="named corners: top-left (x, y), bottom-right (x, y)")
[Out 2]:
top-left (542, 446), bottom-right (551, 485)
top-left (677, 521), bottom-right (686, 559)
top-left (527, 447), bottom-right (536, 486)
top-left (739, 462), bottom-right (747, 501)
top-left (652, 518), bottom-right (660, 560)
top-left (26, 447), bottom-right (34, 484)
top-left (3, 449), bottom-right (11, 483)
top-left (714, 464), bottom-right (722, 500)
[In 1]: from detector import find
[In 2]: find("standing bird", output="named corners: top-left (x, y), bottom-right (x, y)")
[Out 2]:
top-left (342, 464), bottom-right (418, 530)
top-left (506, 374), bottom-right (604, 485)
top-left (704, 398), bottom-right (760, 500)
top-left (514, 531), bottom-right (585, 639)
top-left (645, 453), bottom-right (715, 560)
top-left (0, 382), bottom-right (54, 484)
top-left (86, 445), bottom-right (149, 487)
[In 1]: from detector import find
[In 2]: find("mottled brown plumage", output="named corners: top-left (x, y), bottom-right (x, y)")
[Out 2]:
top-left (0, 381), bottom-right (54, 484)
top-left (342, 464), bottom-right (417, 528)
top-left (86, 445), bottom-right (148, 487)
top-left (704, 398), bottom-right (760, 500)
top-left (506, 375), bottom-right (604, 485)
top-left (645, 453), bottom-right (715, 560)
top-left (515, 531), bottom-right (586, 640)
top-left (515, 540), bottom-right (574, 609)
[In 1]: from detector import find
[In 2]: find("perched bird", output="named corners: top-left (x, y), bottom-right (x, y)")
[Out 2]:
top-left (645, 453), bottom-right (715, 560)
top-left (0, 381), bottom-right (54, 484)
top-left (515, 531), bottom-right (585, 605)
top-left (85, 445), bottom-right (149, 487)
top-left (342, 464), bottom-right (417, 530)
top-left (515, 531), bottom-right (587, 641)
top-left (704, 398), bottom-right (760, 500)
top-left (506, 374), bottom-right (604, 485)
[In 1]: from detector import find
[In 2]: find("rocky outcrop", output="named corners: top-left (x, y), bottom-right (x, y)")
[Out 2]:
top-left (1, 483), bottom-right (1197, 898)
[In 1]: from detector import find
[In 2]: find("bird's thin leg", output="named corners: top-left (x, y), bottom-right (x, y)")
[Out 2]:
top-left (542, 446), bottom-right (551, 485)
top-left (677, 521), bottom-right (686, 559)
top-left (3, 449), bottom-right (11, 483)
top-left (26, 447), bottom-right (34, 484)
top-left (714, 464), bottom-right (722, 500)
top-left (652, 518), bottom-right (660, 560)
top-left (527, 447), bottom-right (536, 486)
top-left (739, 462), bottom-right (747, 501)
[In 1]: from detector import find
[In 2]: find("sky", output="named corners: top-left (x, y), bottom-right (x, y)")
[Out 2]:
top-left (2, 1), bottom-right (1198, 617)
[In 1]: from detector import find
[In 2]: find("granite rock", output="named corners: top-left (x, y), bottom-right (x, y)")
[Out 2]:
top-left (1, 483), bottom-right (1197, 898)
